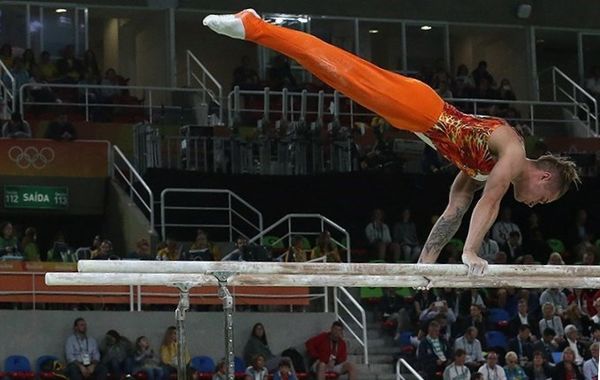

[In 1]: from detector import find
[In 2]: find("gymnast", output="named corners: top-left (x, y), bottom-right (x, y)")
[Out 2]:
top-left (203, 9), bottom-right (580, 275)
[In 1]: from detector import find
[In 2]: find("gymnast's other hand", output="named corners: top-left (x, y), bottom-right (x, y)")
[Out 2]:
top-left (461, 251), bottom-right (488, 276)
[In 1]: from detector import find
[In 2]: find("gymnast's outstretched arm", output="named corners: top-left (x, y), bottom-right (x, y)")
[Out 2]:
top-left (418, 172), bottom-right (482, 264)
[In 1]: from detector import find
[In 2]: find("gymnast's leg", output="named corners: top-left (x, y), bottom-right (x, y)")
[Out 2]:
top-left (203, 9), bottom-right (444, 133)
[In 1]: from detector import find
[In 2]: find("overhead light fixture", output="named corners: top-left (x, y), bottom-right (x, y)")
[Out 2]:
top-left (369, 29), bottom-right (379, 34)
top-left (421, 25), bottom-right (432, 31)
top-left (55, 8), bottom-right (67, 13)
top-left (274, 17), bottom-right (284, 24)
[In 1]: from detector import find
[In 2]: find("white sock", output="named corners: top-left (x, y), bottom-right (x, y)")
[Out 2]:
top-left (202, 9), bottom-right (259, 40)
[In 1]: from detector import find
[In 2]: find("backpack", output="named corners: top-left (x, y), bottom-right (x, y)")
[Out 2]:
top-left (40, 359), bottom-right (68, 380)
top-left (281, 348), bottom-right (306, 373)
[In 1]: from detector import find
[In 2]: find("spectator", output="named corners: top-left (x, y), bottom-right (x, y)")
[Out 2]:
top-left (539, 303), bottom-right (565, 339)
top-left (420, 300), bottom-right (457, 339)
top-left (126, 239), bottom-right (153, 260)
top-left (243, 323), bottom-right (283, 371)
top-left (187, 229), bottom-right (219, 261)
top-left (453, 64), bottom-right (475, 99)
top-left (563, 303), bottom-right (593, 337)
top-left (273, 358), bottom-right (297, 380)
top-left (221, 236), bottom-right (247, 261)
top-left (503, 351), bottom-right (528, 380)
top-left (539, 289), bottom-right (568, 317)
top-left (417, 320), bottom-right (451, 379)
top-left (480, 233), bottom-right (500, 263)
top-left (0, 43), bottom-right (13, 67)
top-left (245, 354), bottom-right (268, 380)
top-left (46, 231), bottom-right (71, 262)
top-left (590, 324), bottom-right (600, 345)
top-left (82, 49), bottom-right (101, 79)
top-left (454, 327), bottom-right (485, 371)
top-left (232, 55), bottom-right (260, 89)
top-left (547, 252), bottom-right (565, 266)
top-left (552, 347), bottom-right (583, 380)
top-left (478, 351), bottom-right (507, 380)
top-left (582, 343), bottom-right (599, 380)
top-left (393, 208), bottom-right (422, 262)
top-left (2, 112), bottom-right (31, 138)
top-left (160, 326), bottom-right (190, 376)
top-left (443, 349), bottom-right (471, 380)
top-left (471, 61), bottom-right (496, 88)
top-left (495, 251), bottom-right (509, 264)
top-left (459, 289), bottom-right (488, 315)
top-left (436, 79), bottom-right (453, 98)
top-left (591, 298), bottom-right (600, 324)
top-left (21, 227), bottom-right (40, 261)
top-left (498, 79), bottom-right (517, 115)
top-left (507, 325), bottom-right (534, 367)
top-left (568, 209), bottom-right (593, 250)
top-left (305, 321), bottom-right (357, 380)
top-left (65, 317), bottom-right (108, 380)
top-left (38, 51), bottom-right (58, 81)
top-left (212, 360), bottom-right (227, 380)
top-left (29, 64), bottom-right (59, 103)
top-left (45, 113), bottom-right (77, 141)
top-left (132, 336), bottom-right (165, 380)
top-left (268, 54), bottom-right (297, 91)
top-left (558, 325), bottom-right (588, 367)
top-left (524, 228), bottom-right (552, 265)
top-left (157, 239), bottom-right (181, 261)
top-left (525, 351), bottom-right (553, 380)
top-left (0, 221), bottom-right (19, 257)
top-left (283, 236), bottom-right (308, 262)
top-left (6, 57), bottom-right (30, 94)
top-left (502, 231), bottom-right (524, 263)
top-left (509, 299), bottom-right (538, 338)
top-left (492, 208), bottom-right (522, 247)
top-left (100, 68), bottom-right (120, 102)
top-left (311, 231), bottom-right (342, 263)
top-left (365, 209), bottom-right (398, 262)
top-left (462, 305), bottom-right (487, 348)
top-left (22, 48), bottom-right (36, 74)
top-left (532, 328), bottom-right (560, 364)
top-left (91, 240), bottom-right (113, 260)
top-left (99, 330), bottom-right (132, 380)
top-left (57, 44), bottom-right (83, 83)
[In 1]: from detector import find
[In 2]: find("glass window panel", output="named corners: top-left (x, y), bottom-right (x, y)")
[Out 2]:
top-left (76, 8), bottom-right (88, 55)
top-left (30, 6), bottom-right (42, 56)
top-left (0, 4), bottom-right (27, 54)
top-left (43, 7), bottom-right (76, 57)
top-left (358, 21), bottom-right (403, 72)
top-left (581, 34), bottom-right (600, 84)
top-left (405, 23), bottom-right (446, 82)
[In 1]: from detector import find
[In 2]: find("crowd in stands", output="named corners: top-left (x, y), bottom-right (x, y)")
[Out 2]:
top-left (52, 317), bottom-right (355, 380)
top-left (0, 42), bottom-right (134, 121)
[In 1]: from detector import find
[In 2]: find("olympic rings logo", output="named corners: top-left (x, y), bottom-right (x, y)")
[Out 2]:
top-left (8, 146), bottom-right (55, 169)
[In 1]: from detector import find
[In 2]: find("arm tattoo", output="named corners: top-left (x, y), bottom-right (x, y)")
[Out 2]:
top-left (419, 205), bottom-right (467, 262)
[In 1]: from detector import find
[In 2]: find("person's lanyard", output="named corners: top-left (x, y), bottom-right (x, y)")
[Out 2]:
top-left (466, 340), bottom-right (474, 357)
top-left (454, 365), bottom-right (468, 380)
top-left (487, 366), bottom-right (498, 380)
top-left (518, 339), bottom-right (523, 357)
top-left (77, 336), bottom-right (89, 353)
top-left (330, 340), bottom-right (338, 359)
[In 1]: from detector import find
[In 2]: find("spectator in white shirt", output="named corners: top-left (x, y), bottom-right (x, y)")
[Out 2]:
top-left (365, 209), bottom-right (400, 262)
top-left (454, 327), bottom-right (485, 371)
top-left (582, 342), bottom-right (599, 380)
top-left (478, 351), bottom-right (507, 380)
top-left (539, 288), bottom-right (568, 316)
top-left (539, 303), bottom-right (565, 340)
top-left (444, 349), bottom-right (471, 380)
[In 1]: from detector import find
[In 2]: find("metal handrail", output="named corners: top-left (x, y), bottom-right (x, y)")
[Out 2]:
top-left (0, 59), bottom-right (16, 117)
top-left (112, 145), bottom-right (155, 234)
top-left (160, 188), bottom-right (263, 241)
top-left (396, 358), bottom-right (424, 380)
top-left (334, 286), bottom-right (369, 365)
top-left (539, 66), bottom-right (599, 135)
top-left (186, 50), bottom-right (224, 122)
top-left (18, 82), bottom-right (205, 123)
top-left (247, 213), bottom-right (352, 262)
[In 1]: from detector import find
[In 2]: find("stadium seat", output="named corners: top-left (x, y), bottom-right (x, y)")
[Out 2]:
top-left (485, 331), bottom-right (508, 350)
top-left (234, 356), bottom-right (246, 379)
top-left (546, 239), bottom-right (565, 254)
top-left (487, 308), bottom-right (510, 328)
top-left (190, 356), bottom-right (215, 380)
top-left (4, 355), bottom-right (35, 380)
top-left (552, 352), bottom-right (562, 363)
top-left (35, 355), bottom-right (59, 379)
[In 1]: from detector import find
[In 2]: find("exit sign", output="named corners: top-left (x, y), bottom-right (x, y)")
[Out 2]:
top-left (4, 185), bottom-right (69, 210)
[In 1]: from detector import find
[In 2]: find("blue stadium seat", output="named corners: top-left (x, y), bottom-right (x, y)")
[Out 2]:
top-left (4, 355), bottom-right (34, 380)
top-left (234, 356), bottom-right (246, 379)
top-left (487, 308), bottom-right (510, 328)
top-left (485, 330), bottom-right (508, 349)
top-left (35, 355), bottom-right (59, 379)
top-left (552, 352), bottom-right (562, 363)
top-left (190, 356), bottom-right (215, 380)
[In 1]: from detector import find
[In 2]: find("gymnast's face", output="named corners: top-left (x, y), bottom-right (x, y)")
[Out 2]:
top-left (513, 178), bottom-right (559, 208)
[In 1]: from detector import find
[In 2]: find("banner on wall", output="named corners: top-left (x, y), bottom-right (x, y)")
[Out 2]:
top-left (0, 139), bottom-right (110, 178)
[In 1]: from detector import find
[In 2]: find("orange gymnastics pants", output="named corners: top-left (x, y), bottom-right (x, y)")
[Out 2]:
top-left (241, 13), bottom-right (445, 133)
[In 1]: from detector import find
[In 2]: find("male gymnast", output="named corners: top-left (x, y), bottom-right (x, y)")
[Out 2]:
top-left (203, 9), bottom-right (580, 275)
